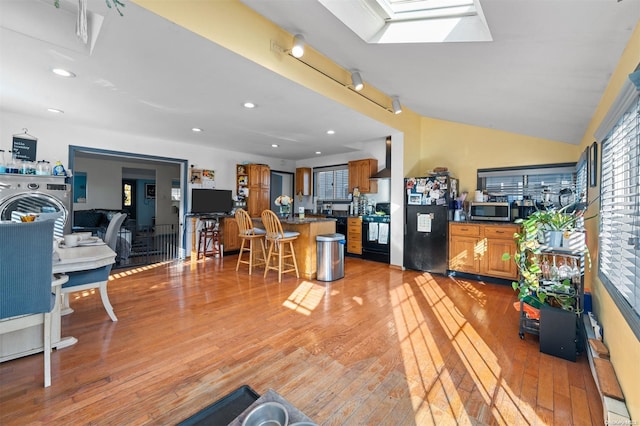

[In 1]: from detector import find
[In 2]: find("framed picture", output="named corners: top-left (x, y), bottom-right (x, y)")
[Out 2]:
top-left (590, 142), bottom-right (598, 187)
top-left (408, 193), bottom-right (422, 205)
top-left (145, 183), bottom-right (156, 199)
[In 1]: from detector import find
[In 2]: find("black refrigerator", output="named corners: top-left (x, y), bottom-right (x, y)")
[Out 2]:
top-left (404, 175), bottom-right (458, 274)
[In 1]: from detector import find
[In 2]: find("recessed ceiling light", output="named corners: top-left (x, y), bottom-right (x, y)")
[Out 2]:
top-left (315, 151), bottom-right (322, 155)
top-left (243, 102), bottom-right (256, 109)
top-left (47, 108), bottom-right (64, 113)
top-left (192, 127), bottom-right (203, 132)
top-left (272, 144), bottom-right (279, 148)
top-left (326, 130), bottom-right (335, 135)
top-left (52, 68), bottom-right (76, 78)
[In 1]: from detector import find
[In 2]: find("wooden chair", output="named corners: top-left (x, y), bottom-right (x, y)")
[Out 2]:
top-left (197, 219), bottom-right (221, 259)
top-left (261, 209), bottom-right (300, 282)
top-left (0, 221), bottom-right (69, 387)
top-left (61, 212), bottom-right (125, 322)
top-left (235, 209), bottom-right (266, 275)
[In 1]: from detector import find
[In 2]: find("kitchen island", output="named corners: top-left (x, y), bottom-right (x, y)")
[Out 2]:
top-left (254, 217), bottom-right (336, 280)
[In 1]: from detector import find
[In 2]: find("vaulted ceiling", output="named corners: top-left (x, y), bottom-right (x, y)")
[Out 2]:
top-left (1, 0), bottom-right (638, 161)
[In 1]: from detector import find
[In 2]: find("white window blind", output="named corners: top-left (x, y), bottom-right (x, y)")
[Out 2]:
top-left (599, 96), bottom-right (640, 338)
top-left (576, 155), bottom-right (588, 205)
top-left (315, 166), bottom-right (349, 200)
top-left (481, 164), bottom-right (577, 206)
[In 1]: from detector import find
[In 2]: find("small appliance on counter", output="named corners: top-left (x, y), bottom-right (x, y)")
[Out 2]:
top-left (511, 199), bottom-right (536, 221)
top-left (469, 201), bottom-right (511, 222)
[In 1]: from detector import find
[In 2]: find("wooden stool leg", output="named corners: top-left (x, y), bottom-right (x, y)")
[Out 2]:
top-left (288, 241), bottom-right (299, 278)
top-left (278, 241), bottom-right (284, 283)
top-left (264, 240), bottom-right (274, 279)
top-left (236, 237), bottom-right (247, 271)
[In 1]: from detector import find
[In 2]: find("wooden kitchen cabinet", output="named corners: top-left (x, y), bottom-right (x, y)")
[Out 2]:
top-left (347, 217), bottom-right (362, 255)
top-left (243, 164), bottom-right (270, 217)
top-left (222, 216), bottom-right (240, 252)
top-left (348, 159), bottom-right (378, 194)
top-left (449, 224), bottom-right (481, 274)
top-left (449, 222), bottom-right (519, 280)
top-left (483, 225), bottom-right (519, 279)
top-left (295, 167), bottom-right (311, 196)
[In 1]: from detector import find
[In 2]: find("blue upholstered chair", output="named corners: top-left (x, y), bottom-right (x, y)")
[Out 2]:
top-left (0, 221), bottom-right (69, 387)
top-left (61, 212), bottom-right (126, 322)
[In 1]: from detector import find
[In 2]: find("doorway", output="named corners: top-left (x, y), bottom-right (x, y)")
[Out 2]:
top-left (68, 146), bottom-right (188, 267)
top-left (270, 170), bottom-right (294, 211)
top-left (122, 179), bottom-right (137, 221)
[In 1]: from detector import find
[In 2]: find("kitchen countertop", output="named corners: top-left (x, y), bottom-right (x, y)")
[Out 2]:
top-left (280, 217), bottom-right (336, 224)
top-left (451, 220), bottom-right (520, 226)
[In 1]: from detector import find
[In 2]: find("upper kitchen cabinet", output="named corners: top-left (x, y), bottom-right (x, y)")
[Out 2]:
top-left (295, 167), bottom-right (312, 196)
top-left (348, 159), bottom-right (378, 194)
top-left (238, 164), bottom-right (270, 217)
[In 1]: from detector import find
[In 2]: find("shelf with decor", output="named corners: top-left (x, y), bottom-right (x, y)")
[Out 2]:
top-left (509, 205), bottom-right (589, 361)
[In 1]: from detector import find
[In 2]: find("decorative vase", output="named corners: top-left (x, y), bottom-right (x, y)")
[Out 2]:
top-left (279, 205), bottom-right (290, 218)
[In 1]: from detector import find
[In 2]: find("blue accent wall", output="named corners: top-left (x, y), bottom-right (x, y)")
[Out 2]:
top-left (137, 179), bottom-right (155, 227)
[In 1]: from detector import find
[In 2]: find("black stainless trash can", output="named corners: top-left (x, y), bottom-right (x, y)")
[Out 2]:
top-left (316, 233), bottom-right (345, 281)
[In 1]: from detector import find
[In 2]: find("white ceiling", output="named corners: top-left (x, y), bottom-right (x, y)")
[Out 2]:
top-left (1, 0), bottom-right (638, 162)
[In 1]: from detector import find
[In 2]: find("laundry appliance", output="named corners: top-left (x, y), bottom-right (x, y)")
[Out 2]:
top-left (0, 174), bottom-right (71, 237)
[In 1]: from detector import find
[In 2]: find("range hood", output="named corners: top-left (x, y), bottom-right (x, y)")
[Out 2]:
top-left (371, 136), bottom-right (391, 179)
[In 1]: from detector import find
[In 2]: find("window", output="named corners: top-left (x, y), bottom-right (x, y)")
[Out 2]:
top-left (123, 182), bottom-right (133, 207)
top-left (315, 165), bottom-right (349, 200)
top-left (599, 96), bottom-right (640, 338)
top-left (576, 151), bottom-right (588, 206)
top-left (319, 0), bottom-right (491, 44)
top-left (478, 164), bottom-right (578, 207)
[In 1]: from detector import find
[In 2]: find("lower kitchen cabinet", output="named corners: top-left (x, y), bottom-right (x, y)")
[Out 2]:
top-left (347, 217), bottom-right (362, 255)
top-left (449, 222), bottom-right (519, 280)
top-left (222, 216), bottom-right (240, 252)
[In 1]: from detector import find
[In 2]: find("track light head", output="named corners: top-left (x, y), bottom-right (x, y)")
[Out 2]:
top-left (392, 97), bottom-right (402, 114)
top-left (351, 71), bottom-right (364, 91)
top-left (291, 34), bottom-right (305, 58)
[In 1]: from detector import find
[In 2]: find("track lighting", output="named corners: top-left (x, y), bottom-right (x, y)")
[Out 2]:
top-left (351, 71), bottom-right (364, 91)
top-left (291, 34), bottom-right (305, 58)
top-left (392, 97), bottom-right (402, 114)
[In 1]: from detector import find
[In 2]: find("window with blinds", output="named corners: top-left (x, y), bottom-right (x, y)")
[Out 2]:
top-left (576, 154), bottom-right (588, 205)
top-left (315, 165), bottom-right (349, 201)
top-left (599, 96), bottom-right (640, 337)
top-left (478, 164), bottom-right (577, 206)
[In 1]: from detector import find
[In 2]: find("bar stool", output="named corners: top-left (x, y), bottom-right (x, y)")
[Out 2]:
top-left (197, 218), bottom-right (220, 259)
top-left (235, 208), bottom-right (266, 274)
top-left (261, 209), bottom-right (299, 282)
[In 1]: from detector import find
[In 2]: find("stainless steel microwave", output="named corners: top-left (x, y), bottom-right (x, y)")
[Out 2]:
top-left (470, 202), bottom-right (511, 222)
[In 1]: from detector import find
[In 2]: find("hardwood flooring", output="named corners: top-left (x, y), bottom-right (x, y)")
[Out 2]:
top-left (0, 256), bottom-right (603, 425)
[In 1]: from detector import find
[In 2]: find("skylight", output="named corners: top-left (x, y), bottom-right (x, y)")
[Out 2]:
top-left (319, 0), bottom-right (492, 43)
top-left (374, 0), bottom-right (477, 22)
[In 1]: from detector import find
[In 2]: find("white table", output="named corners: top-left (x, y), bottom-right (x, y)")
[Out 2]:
top-left (0, 243), bottom-right (116, 362)
top-left (52, 243), bottom-right (116, 349)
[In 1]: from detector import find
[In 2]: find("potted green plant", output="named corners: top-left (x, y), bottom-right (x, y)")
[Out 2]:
top-left (504, 203), bottom-right (589, 311)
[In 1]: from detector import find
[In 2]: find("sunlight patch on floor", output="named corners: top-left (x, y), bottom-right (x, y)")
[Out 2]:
top-left (417, 273), bottom-right (541, 424)
top-left (390, 278), bottom-right (458, 423)
top-left (283, 280), bottom-right (325, 315)
top-left (71, 288), bottom-right (97, 301)
top-left (110, 261), bottom-right (169, 280)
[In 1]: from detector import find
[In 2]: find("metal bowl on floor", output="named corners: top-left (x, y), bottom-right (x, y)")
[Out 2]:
top-left (241, 402), bottom-right (288, 426)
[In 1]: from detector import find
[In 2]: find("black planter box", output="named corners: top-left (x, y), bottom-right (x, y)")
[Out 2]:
top-left (539, 305), bottom-right (578, 361)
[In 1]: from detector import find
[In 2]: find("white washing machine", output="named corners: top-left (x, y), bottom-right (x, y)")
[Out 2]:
top-left (0, 174), bottom-right (71, 237)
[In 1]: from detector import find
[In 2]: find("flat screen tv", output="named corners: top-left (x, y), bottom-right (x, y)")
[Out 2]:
top-left (191, 189), bottom-right (233, 214)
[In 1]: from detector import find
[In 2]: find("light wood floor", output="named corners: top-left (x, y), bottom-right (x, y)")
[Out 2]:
top-left (1, 256), bottom-right (603, 425)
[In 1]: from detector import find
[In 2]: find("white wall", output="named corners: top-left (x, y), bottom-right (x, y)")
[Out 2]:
top-left (1, 111), bottom-right (295, 245)
top-left (1, 113), bottom-right (404, 266)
